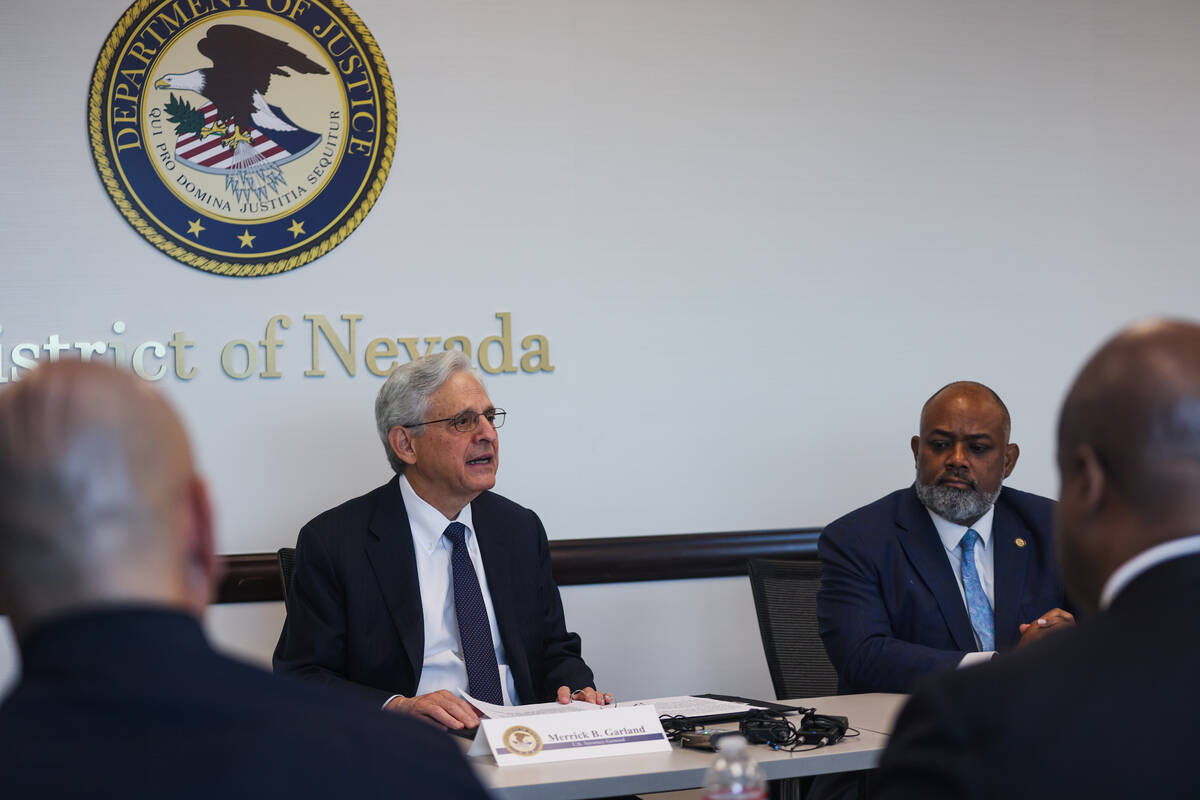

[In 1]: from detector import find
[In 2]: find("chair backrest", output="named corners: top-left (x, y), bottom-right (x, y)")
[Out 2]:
top-left (277, 547), bottom-right (296, 606)
top-left (747, 558), bottom-right (840, 700)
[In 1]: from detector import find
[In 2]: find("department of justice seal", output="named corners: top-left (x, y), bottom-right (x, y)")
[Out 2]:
top-left (502, 725), bottom-right (544, 757)
top-left (88, 0), bottom-right (396, 277)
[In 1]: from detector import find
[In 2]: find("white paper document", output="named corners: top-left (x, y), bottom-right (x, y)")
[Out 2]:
top-left (614, 695), bottom-right (757, 717)
top-left (461, 691), bottom-right (761, 722)
top-left (460, 690), bottom-right (606, 720)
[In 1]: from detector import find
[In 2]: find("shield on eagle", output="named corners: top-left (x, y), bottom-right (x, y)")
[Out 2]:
top-left (167, 99), bottom-right (322, 175)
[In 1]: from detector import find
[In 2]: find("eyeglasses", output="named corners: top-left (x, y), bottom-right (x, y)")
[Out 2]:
top-left (406, 408), bottom-right (506, 433)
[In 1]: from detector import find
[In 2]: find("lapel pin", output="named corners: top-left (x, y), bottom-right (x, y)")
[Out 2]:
top-left (1014, 538), bottom-right (1027, 548)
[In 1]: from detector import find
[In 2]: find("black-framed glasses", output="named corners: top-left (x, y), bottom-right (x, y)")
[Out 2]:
top-left (406, 408), bottom-right (506, 433)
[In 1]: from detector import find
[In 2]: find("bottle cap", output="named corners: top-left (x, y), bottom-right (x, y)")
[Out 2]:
top-left (716, 734), bottom-right (747, 754)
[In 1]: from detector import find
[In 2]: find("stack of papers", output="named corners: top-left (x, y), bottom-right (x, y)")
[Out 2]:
top-left (615, 695), bottom-right (757, 717)
top-left (462, 692), bottom-right (603, 719)
top-left (461, 691), bottom-right (758, 720)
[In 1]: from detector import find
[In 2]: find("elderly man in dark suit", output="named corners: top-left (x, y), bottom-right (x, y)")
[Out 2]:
top-left (0, 362), bottom-right (487, 799)
top-left (274, 350), bottom-right (608, 730)
top-left (875, 319), bottom-right (1200, 798)
top-left (818, 381), bottom-right (1074, 696)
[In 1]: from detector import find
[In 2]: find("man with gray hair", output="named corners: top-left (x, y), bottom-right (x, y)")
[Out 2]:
top-left (0, 361), bottom-right (488, 799)
top-left (817, 381), bottom-right (1074, 696)
top-left (275, 351), bottom-right (606, 730)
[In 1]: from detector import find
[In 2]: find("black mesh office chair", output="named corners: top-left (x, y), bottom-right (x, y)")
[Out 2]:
top-left (277, 547), bottom-right (296, 606)
top-left (747, 558), bottom-right (840, 700)
top-left (748, 559), bottom-right (846, 800)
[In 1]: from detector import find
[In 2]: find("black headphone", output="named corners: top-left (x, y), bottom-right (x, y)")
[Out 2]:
top-left (739, 708), bottom-right (849, 749)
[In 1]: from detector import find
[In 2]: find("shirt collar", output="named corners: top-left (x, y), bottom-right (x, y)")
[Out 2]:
top-left (926, 503), bottom-right (995, 554)
top-left (398, 473), bottom-right (475, 555)
top-left (1099, 533), bottom-right (1200, 610)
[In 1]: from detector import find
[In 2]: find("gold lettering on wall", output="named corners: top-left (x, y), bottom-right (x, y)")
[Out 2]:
top-left (305, 313), bottom-right (362, 377)
top-left (365, 337), bottom-right (398, 376)
top-left (220, 339), bottom-right (256, 379)
top-left (259, 315), bottom-right (291, 378)
top-left (0, 313), bottom-right (555, 382)
top-left (478, 312), bottom-right (518, 374)
top-left (520, 334), bottom-right (554, 373)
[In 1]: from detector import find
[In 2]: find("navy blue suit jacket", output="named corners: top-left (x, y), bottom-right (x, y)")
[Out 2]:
top-left (0, 608), bottom-right (488, 799)
top-left (817, 485), bottom-right (1068, 693)
top-left (876, 552), bottom-right (1200, 799)
top-left (273, 478), bottom-right (594, 706)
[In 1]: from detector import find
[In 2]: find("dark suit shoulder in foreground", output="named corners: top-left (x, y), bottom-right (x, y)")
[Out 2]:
top-left (0, 608), bottom-right (488, 800)
top-left (874, 552), bottom-right (1200, 800)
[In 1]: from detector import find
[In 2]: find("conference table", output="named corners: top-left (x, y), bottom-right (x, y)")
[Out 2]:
top-left (466, 693), bottom-right (908, 800)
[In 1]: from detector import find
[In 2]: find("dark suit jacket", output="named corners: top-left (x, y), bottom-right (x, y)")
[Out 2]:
top-left (875, 552), bottom-right (1200, 799)
top-left (0, 607), bottom-right (489, 800)
top-left (273, 478), bottom-right (594, 706)
top-left (817, 485), bottom-right (1068, 693)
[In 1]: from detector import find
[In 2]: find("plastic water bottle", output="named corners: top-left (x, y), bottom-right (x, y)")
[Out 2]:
top-left (702, 734), bottom-right (767, 800)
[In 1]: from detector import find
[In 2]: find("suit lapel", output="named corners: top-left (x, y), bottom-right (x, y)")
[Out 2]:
top-left (991, 495), bottom-right (1031, 650)
top-left (895, 488), bottom-right (978, 651)
top-left (364, 479), bottom-right (424, 685)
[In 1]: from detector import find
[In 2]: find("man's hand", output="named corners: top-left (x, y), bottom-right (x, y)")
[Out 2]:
top-left (557, 685), bottom-right (613, 706)
top-left (1017, 608), bottom-right (1075, 647)
top-left (385, 690), bottom-right (481, 729)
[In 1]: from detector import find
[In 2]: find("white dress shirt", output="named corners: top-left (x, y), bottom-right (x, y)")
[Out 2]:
top-left (926, 505), bottom-right (997, 667)
top-left (1099, 533), bottom-right (1200, 610)
top-left (396, 474), bottom-right (520, 705)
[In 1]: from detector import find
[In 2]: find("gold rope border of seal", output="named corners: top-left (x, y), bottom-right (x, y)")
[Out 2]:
top-left (88, 0), bottom-right (397, 278)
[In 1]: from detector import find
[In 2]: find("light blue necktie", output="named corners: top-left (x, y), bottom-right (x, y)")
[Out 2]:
top-left (959, 529), bottom-right (994, 651)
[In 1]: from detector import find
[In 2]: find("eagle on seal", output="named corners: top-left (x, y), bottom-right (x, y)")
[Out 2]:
top-left (154, 24), bottom-right (330, 202)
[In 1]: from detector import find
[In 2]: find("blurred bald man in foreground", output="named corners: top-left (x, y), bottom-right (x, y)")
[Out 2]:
top-left (875, 319), bottom-right (1200, 798)
top-left (0, 362), bottom-right (488, 799)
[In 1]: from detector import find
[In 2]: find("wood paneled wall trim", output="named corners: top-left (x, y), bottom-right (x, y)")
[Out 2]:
top-left (215, 527), bottom-right (822, 603)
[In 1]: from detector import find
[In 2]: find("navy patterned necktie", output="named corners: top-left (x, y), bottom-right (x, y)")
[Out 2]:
top-left (959, 528), bottom-right (995, 651)
top-left (443, 522), bottom-right (504, 704)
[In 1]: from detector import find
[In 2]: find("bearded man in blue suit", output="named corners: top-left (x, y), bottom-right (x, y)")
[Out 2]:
top-left (817, 381), bottom-right (1074, 695)
top-left (876, 320), bottom-right (1200, 799)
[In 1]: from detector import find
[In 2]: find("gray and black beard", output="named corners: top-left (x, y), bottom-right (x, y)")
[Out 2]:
top-left (915, 479), bottom-right (1001, 525)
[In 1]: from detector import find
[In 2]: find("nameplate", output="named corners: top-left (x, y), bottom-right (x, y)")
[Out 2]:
top-left (469, 705), bottom-right (670, 766)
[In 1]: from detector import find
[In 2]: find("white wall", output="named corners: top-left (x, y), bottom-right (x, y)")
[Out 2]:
top-left (4, 0), bottom-right (1200, 698)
